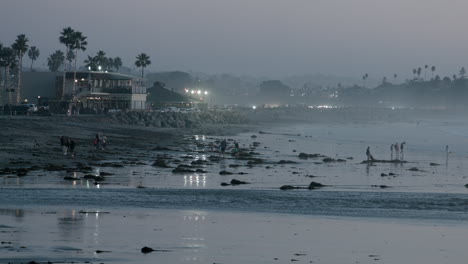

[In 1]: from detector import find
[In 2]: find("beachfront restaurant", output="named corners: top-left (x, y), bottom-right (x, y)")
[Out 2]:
top-left (57, 71), bottom-right (147, 112)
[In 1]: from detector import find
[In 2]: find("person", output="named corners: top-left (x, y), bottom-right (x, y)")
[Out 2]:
top-left (394, 142), bottom-right (400, 160)
top-left (101, 135), bottom-right (107, 150)
top-left (94, 134), bottom-right (100, 150)
top-left (400, 142), bottom-right (406, 160)
top-left (69, 138), bottom-right (75, 157)
top-left (390, 144), bottom-right (394, 160)
top-left (60, 136), bottom-right (68, 156)
top-left (366, 146), bottom-right (374, 161)
top-left (219, 139), bottom-right (227, 157)
top-left (232, 141), bottom-right (240, 157)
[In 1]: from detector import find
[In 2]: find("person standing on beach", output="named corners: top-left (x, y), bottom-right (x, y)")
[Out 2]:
top-left (366, 146), bottom-right (373, 161)
top-left (60, 136), bottom-right (67, 156)
top-left (101, 135), bottom-right (107, 150)
top-left (219, 139), bottom-right (227, 157)
top-left (69, 139), bottom-right (75, 157)
top-left (94, 134), bottom-right (100, 150)
top-left (390, 144), bottom-right (394, 160)
top-left (400, 142), bottom-right (406, 160)
top-left (394, 143), bottom-right (400, 160)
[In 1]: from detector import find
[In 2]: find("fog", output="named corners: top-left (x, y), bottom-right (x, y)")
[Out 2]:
top-left (2, 0), bottom-right (468, 80)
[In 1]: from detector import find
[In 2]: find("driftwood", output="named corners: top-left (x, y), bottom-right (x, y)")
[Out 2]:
top-left (361, 159), bottom-right (407, 164)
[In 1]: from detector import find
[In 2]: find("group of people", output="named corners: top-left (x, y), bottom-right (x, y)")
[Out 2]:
top-left (209, 139), bottom-right (240, 157)
top-left (94, 134), bottom-right (108, 150)
top-left (60, 136), bottom-right (75, 157)
top-left (391, 142), bottom-right (406, 160)
top-left (366, 141), bottom-right (407, 161)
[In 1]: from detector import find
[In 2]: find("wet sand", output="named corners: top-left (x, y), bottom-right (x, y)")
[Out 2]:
top-left (1, 207), bottom-right (468, 264)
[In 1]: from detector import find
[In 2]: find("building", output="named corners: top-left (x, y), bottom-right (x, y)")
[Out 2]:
top-left (59, 71), bottom-right (146, 111)
top-left (19, 71), bottom-right (146, 112)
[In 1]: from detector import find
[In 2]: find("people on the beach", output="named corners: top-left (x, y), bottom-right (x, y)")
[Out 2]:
top-left (390, 144), bottom-right (394, 160)
top-left (101, 135), bottom-right (107, 150)
top-left (400, 142), bottom-right (406, 160)
top-left (69, 138), bottom-right (75, 157)
top-left (232, 141), bottom-right (240, 157)
top-left (219, 139), bottom-right (227, 157)
top-left (394, 143), bottom-right (400, 160)
top-left (366, 146), bottom-right (374, 161)
top-left (94, 134), bottom-right (100, 150)
top-left (60, 136), bottom-right (68, 156)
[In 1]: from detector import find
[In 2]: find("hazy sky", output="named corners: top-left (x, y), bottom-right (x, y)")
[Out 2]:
top-left (1, 0), bottom-right (468, 79)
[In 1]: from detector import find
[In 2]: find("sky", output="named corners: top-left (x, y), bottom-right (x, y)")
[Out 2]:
top-left (1, 0), bottom-right (468, 80)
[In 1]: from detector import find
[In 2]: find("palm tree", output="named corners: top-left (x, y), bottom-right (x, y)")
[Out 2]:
top-left (70, 31), bottom-right (87, 98)
top-left (113, 57), bottom-right (122, 72)
top-left (27, 46), bottom-right (40, 71)
top-left (393, 73), bottom-right (397, 83)
top-left (362, 73), bottom-right (369, 88)
top-left (0, 46), bottom-right (18, 106)
top-left (83, 55), bottom-right (98, 70)
top-left (59, 27), bottom-right (75, 99)
top-left (424, 65), bottom-right (428, 80)
top-left (135, 53), bottom-right (151, 84)
top-left (47, 50), bottom-right (65, 72)
top-left (11, 34), bottom-right (29, 104)
top-left (95, 50), bottom-right (107, 70)
top-left (431, 66), bottom-right (436, 79)
top-left (412, 68), bottom-right (417, 79)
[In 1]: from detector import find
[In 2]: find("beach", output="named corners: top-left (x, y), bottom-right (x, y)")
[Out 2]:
top-left (2, 108), bottom-right (468, 264)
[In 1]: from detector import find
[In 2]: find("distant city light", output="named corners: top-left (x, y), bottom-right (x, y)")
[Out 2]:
top-left (204, 91), bottom-right (208, 95)
top-left (252, 105), bottom-right (256, 110)
top-left (197, 90), bottom-right (201, 95)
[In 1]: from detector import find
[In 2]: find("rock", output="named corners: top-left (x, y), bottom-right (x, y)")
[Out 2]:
top-left (280, 185), bottom-right (301, 190)
top-left (380, 173), bottom-right (388, 177)
top-left (308, 181), bottom-right (325, 189)
top-left (219, 170), bottom-right (233, 175)
top-left (408, 167), bottom-right (419, 171)
top-left (322, 157), bottom-right (335, 162)
top-left (278, 160), bottom-right (298, 164)
top-left (389, 172), bottom-right (396, 176)
top-left (63, 176), bottom-right (78, 180)
top-left (152, 159), bottom-right (171, 168)
top-left (430, 163), bottom-right (440, 166)
top-left (141, 246), bottom-right (154, 254)
top-left (298, 153), bottom-right (322, 159)
top-left (231, 179), bottom-right (249, 185)
top-left (220, 182), bottom-right (230, 186)
top-left (172, 165), bottom-right (195, 173)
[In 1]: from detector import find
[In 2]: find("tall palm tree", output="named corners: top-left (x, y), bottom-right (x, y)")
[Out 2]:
top-left (27, 46), bottom-right (40, 71)
top-left (11, 34), bottom-right (29, 104)
top-left (95, 50), bottom-right (107, 70)
top-left (113, 57), bottom-right (122, 72)
top-left (59, 27), bottom-right (75, 99)
top-left (47, 50), bottom-right (65, 72)
top-left (83, 55), bottom-right (98, 70)
top-left (0, 46), bottom-right (18, 106)
top-left (424, 65), bottom-right (428, 80)
top-left (70, 31), bottom-right (87, 98)
top-left (135, 53), bottom-right (151, 84)
top-left (431, 66), bottom-right (436, 79)
top-left (362, 73), bottom-right (368, 88)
